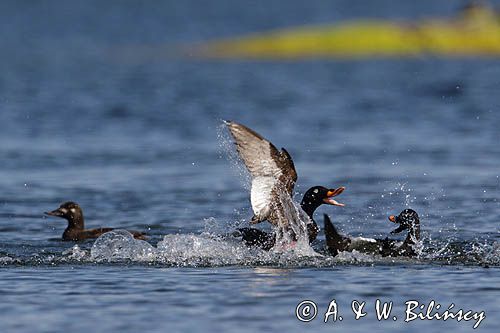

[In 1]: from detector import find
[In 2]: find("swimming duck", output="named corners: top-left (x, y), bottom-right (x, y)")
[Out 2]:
top-left (225, 120), bottom-right (345, 248)
top-left (237, 186), bottom-right (345, 250)
top-left (45, 201), bottom-right (146, 241)
top-left (323, 208), bottom-right (421, 257)
top-left (380, 209), bottom-right (421, 257)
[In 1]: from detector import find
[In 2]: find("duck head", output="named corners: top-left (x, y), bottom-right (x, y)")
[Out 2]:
top-left (388, 209), bottom-right (420, 244)
top-left (300, 186), bottom-right (345, 242)
top-left (45, 201), bottom-right (84, 230)
top-left (300, 186), bottom-right (345, 215)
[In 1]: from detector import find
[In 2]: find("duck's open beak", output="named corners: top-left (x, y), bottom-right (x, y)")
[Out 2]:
top-left (44, 208), bottom-right (66, 217)
top-left (323, 187), bottom-right (345, 206)
top-left (388, 215), bottom-right (406, 234)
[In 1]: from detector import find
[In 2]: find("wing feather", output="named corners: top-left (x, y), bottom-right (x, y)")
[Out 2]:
top-left (226, 121), bottom-right (298, 221)
top-left (226, 121), bottom-right (297, 190)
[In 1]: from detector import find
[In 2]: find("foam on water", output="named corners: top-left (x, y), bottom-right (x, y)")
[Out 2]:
top-left (62, 244), bottom-right (87, 261)
top-left (0, 230), bottom-right (497, 267)
top-left (0, 256), bottom-right (15, 265)
top-left (66, 227), bottom-right (497, 267)
top-left (484, 241), bottom-right (500, 265)
top-left (156, 233), bottom-right (268, 266)
top-left (91, 230), bottom-right (157, 262)
top-left (85, 228), bottom-right (324, 267)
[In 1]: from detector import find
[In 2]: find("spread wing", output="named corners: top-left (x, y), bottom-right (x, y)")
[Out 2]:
top-left (225, 121), bottom-right (297, 220)
top-left (225, 121), bottom-right (297, 190)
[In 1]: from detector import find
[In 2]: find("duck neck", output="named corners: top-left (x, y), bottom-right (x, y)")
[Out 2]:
top-left (300, 197), bottom-right (321, 219)
top-left (65, 211), bottom-right (85, 231)
top-left (300, 196), bottom-right (322, 242)
top-left (404, 221), bottom-right (420, 245)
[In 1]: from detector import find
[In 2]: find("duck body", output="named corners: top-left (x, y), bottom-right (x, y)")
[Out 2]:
top-left (322, 214), bottom-right (389, 256)
top-left (324, 209), bottom-right (421, 257)
top-left (45, 202), bottom-right (147, 241)
top-left (323, 216), bottom-right (390, 256)
top-left (62, 227), bottom-right (116, 241)
top-left (236, 227), bottom-right (276, 251)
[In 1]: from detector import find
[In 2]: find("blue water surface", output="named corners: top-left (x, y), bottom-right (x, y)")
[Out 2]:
top-left (0, 1), bottom-right (499, 332)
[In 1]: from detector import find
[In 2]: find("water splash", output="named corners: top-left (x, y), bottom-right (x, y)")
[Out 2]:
top-left (483, 241), bottom-right (500, 266)
top-left (270, 188), bottom-right (318, 256)
top-left (216, 122), bottom-right (251, 190)
top-left (382, 181), bottom-right (418, 208)
top-left (0, 256), bottom-right (16, 265)
top-left (86, 228), bottom-right (320, 266)
top-left (0, 231), bottom-right (497, 267)
top-left (90, 230), bottom-right (157, 262)
top-left (62, 244), bottom-right (87, 261)
top-left (156, 233), bottom-right (269, 266)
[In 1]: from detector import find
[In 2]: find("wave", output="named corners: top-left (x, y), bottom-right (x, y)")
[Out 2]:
top-left (1, 229), bottom-right (497, 268)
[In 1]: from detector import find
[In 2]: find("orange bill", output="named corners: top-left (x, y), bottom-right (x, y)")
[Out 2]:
top-left (324, 186), bottom-right (346, 206)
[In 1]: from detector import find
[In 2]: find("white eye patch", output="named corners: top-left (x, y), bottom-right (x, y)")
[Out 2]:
top-left (70, 208), bottom-right (76, 213)
top-left (313, 189), bottom-right (319, 193)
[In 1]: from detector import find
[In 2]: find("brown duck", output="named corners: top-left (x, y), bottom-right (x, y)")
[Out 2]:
top-left (45, 201), bottom-right (146, 241)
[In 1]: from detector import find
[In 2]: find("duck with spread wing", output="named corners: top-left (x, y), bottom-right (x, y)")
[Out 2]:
top-left (225, 121), bottom-right (345, 249)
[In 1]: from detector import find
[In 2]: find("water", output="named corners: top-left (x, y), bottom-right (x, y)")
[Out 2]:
top-left (0, 1), bottom-right (499, 332)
